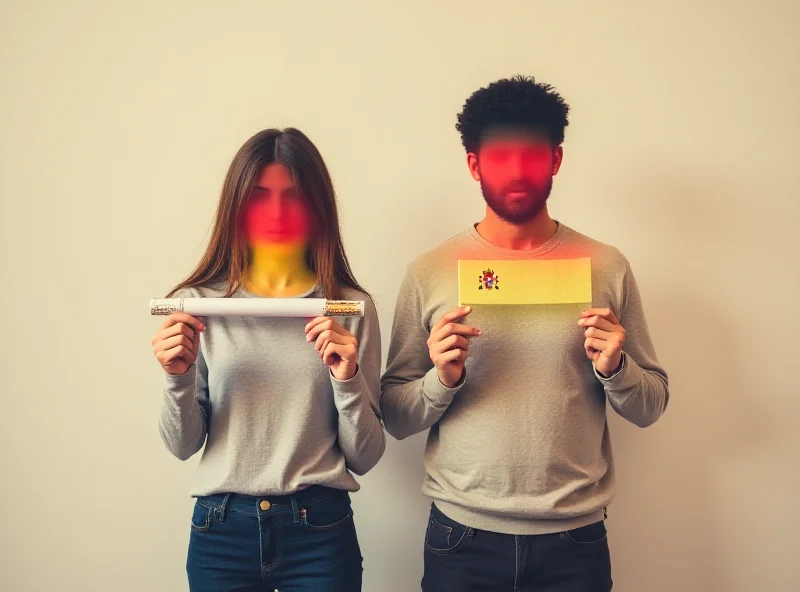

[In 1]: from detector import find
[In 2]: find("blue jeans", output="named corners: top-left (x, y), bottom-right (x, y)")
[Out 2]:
top-left (186, 485), bottom-right (362, 591)
top-left (422, 503), bottom-right (612, 591)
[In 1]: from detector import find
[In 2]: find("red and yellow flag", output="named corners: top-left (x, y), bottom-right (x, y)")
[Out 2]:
top-left (458, 258), bottom-right (592, 306)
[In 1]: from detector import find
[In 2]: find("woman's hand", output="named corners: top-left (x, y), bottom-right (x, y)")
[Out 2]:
top-left (152, 313), bottom-right (205, 375)
top-left (304, 317), bottom-right (359, 381)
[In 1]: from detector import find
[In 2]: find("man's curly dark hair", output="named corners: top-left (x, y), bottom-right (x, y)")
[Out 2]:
top-left (455, 75), bottom-right (570, 153)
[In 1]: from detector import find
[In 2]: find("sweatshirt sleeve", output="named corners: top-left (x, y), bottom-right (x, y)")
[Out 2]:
top-left (158, 347), bottom-right (210, 461)
top-left (380, 265), bottom-right (464, 440)
top-left (596, 259), bottom-right (670, 427)
top-left (331, 295), bottom-right (386, 476)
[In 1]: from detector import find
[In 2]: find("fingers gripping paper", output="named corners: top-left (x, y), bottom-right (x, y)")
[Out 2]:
top-left (458, 258), bottom-right (592, 305)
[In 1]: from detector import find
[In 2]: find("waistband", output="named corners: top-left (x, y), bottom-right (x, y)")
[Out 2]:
top-left (434, 499), bottom-right (606, 536)
top-left (195, 485), bottom-right (349, 521)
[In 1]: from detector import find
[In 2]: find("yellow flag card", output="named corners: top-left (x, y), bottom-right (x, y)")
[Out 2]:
top-left (458, 258), bottom-right (592, 305)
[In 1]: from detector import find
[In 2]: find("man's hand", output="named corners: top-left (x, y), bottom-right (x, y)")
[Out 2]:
top-left (428, 306), bottom-right (481, 388)
top-left (579, 308), bottom-right (625, 377)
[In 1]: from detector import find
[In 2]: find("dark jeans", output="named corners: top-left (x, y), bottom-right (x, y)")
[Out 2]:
top-left (423, 503), bottom-right (612, 592)
top-left (186, 485), bottom-right (362, 591)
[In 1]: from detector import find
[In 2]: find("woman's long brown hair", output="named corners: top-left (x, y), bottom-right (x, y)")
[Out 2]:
top-left (167, 128), bottom-right (367, 300)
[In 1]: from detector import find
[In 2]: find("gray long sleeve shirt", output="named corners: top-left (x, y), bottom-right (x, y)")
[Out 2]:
top-left (380, 222), bottom-right (669, 535)
top-left (158, 283), bottom-right (385, 496)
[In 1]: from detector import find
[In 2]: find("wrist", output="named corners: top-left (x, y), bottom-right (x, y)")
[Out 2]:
top-left (438, 368), bottom-right (465, 388)
top-left (597, 353), bottom-right (624, 378)
top-left (331, 364), bottom-right (358, 382)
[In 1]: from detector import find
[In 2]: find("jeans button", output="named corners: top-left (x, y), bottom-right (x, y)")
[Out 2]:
top-left (260, 500), bottom-right (271, 511)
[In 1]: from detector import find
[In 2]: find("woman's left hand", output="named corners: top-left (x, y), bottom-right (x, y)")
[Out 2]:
top-left (305, 317), bottom-right (359, 381)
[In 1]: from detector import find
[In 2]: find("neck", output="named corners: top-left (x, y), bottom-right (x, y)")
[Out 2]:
top-left (475, 206), bottom-right (558, 250)
top-left (245, 241), bottom-right (316, 297)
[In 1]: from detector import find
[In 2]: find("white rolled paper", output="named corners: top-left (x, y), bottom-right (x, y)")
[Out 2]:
top-left (149, 298), bottom-right (364, 317)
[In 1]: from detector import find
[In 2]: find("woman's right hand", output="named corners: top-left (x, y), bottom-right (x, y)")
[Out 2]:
top-left (151, 313), bottom-right (205, 375)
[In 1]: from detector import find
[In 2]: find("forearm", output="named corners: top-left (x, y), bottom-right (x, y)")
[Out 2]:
top-left (596, 258), bottom-right (669, 427)
top-left (597, 352), bottom-right (669, 427)
top-left (158, 369), bottom-right (208, 460)
top-left (333, 370), bottom-right (386, 475)
top-left (380, 368), bottom-right (463, 440)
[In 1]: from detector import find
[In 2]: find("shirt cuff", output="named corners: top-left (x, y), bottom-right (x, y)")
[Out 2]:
top-left (330, 365), bottom-right (368, 400)
top-left (421, 367), bottom-right (465, 406)
top-left (594, 352), bottom-right (643, 390)
top-left (164, 366), bottom-right (197, 388)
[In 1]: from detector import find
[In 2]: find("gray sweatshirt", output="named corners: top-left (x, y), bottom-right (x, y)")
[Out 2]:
top-left (380, 222), bottom-right (669, 535)
top-left (158, 283), bottom-right (385, 496)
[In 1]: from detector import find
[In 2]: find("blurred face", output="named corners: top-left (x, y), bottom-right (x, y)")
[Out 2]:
top-left (471, 129), bottom-right (561, 224)
top-left (241, 163), bottom-right (311, 245)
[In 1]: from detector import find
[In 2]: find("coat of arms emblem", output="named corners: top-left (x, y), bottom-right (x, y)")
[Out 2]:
top-left (478, 269), bottom-right (499, 290)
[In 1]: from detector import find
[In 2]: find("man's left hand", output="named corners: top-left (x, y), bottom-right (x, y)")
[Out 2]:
top-left (578, 308), bottom-right (626, 377)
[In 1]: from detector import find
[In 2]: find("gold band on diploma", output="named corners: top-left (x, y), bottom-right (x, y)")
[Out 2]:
top-left (322, 300), bottom-right (364, 316)
top-left (150, 299), bottom-right (184, 315)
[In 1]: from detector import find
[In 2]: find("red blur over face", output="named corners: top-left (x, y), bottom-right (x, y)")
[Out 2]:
top-left (241, 163), bottom-right (311, 245)
top-left (470, 130), bottom-right (562, 224)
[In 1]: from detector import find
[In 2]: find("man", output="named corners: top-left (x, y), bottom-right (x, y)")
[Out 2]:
top-left (380, 76), bottom-right (669, 591)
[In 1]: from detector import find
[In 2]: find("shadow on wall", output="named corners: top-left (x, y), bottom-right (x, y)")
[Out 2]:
top-left (607, 174), bottom-right (777, 592)
top-left (609, 292), bottom-right (773, 592)
top-left (355, 432), bottom-right (430, 590)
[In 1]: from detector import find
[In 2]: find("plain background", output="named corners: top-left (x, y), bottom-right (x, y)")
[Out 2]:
top-left (1, 1), bottom-right (798, 590)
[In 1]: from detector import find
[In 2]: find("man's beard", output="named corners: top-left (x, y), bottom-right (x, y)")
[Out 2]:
top-left (480, 177), bottom-right (553, 224)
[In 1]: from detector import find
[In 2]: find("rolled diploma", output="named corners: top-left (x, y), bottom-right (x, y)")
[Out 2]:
top-left (149, 298), bottom-right (364, 317)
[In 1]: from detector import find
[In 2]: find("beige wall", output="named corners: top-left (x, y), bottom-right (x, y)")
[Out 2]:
top-left (1, 1), bottom-right (798, 590)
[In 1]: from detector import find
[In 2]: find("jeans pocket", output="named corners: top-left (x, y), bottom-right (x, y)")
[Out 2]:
top-left (301, 495), bottom-right (354, 531)
top-left (190, 500), bottom-right (214, 532)
top-left (564, 521), bottom-right (608, 546)
top-left (424, 505), bottom-right (470, 555)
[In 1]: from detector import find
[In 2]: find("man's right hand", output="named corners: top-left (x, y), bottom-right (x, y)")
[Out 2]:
top-left (151, 313), bottom-right (205, 376)
top-left (427, 306), bottom-right (481, 388)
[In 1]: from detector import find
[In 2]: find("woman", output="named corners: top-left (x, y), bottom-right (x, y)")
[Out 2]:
top-left (151, 128), bottom-right (384, 591)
